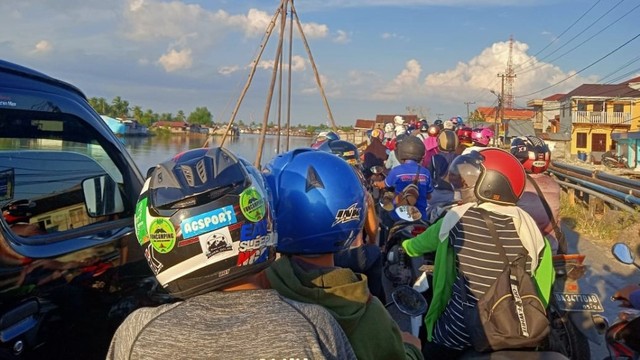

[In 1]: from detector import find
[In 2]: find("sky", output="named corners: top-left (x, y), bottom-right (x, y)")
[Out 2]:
top-left (1, 0), bottom-right (639, 127)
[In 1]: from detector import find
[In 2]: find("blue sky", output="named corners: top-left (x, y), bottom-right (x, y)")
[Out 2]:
top-left (1, 0), bottom-right (638, 126)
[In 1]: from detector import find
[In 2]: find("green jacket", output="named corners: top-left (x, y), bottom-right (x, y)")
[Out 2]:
top-left (266, 256), bottom-right (423, 360)
top-left (402, 218), bottom-right (555, 341)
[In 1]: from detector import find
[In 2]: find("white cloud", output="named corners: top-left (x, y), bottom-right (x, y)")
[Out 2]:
top-left (333, 30), bottom-right (350, 44)
top-left (218, 65), bottom-right (240, 75)
top-left (300, 22), bottom-right (329, 38)
top-left (381, 32), bottom-right (406, 41)
top-left (301, 73), bottom-right (341, 97)
top-left (373, 59), bottom-right (422, 100)
top-left (32, 40), bottom-right (52, 54)
top-left (421, 40), bottom-right (595, 103)
top-left (157, 48), bottom-right (193, 72)
top-left (256, 55), bottom-right (307, 72)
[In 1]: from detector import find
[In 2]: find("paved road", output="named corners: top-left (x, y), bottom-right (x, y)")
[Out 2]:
top-left (564, 224), bottom-right (640, 359)
top-left (383, 223), bottom-right (640, 359)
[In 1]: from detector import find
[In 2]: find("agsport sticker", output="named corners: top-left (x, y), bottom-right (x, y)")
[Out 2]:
top-left (181, 205), bottom-right (237, 239)
top-left (148, 218), bottom-right (176, 253)
top-left (239, 187), bottom-right (266, 222)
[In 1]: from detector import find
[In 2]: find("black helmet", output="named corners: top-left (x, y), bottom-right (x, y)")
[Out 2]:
top-left (433, 119), bottom-right (444, 129)
top-left (510, 136), bottom-right (550, 174)
top-left (419, 119), bottom-right (429, 132)
top-left (317, 139), bottom-right (361, 166)
top-left (136, 147), bottom-right (276, 299)
top-left (396, 135), bottom-right (426, 162)
top-left (437, 129), bottom-right (459, 152)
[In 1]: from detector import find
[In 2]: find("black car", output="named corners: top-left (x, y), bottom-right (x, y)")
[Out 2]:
top-left (0, 60), bottom-right (170, 359)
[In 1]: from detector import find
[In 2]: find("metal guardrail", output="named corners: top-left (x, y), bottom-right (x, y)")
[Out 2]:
top-left (549, 161), bottom-right (639, 215)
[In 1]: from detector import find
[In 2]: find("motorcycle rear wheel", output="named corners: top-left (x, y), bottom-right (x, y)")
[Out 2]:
top-left (547, 308), bottom-right (591, 360)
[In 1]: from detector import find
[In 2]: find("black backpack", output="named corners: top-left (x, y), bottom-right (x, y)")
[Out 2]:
top-left (458, 209), bottom-right (550, 352)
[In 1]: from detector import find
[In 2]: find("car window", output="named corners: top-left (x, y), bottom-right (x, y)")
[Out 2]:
top-left (0, 111), bottom-right (127, 236)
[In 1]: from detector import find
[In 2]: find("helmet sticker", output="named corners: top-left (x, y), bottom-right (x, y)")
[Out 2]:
top-left (149, 218), bottom-right (176, 253)
top-left (199, 229), bottom-right (233, 259)
top-left (135, 197), bottom-right (149, 245)
top-left (181, 205), bottom-right (237, 239)
top-left (144, 244), bottom-right (164, 274)
top-left (239, 187), bottom-right (266, 222)
top-left (237, 219), bottom-right (274, 266)
top-left (332, 203), bottom-right (362, 226)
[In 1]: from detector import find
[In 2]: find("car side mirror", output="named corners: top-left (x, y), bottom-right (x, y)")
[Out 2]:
top-left (612, 243), bottom-right (634, 265)
top-left (82, 175), bottom-right (125, 217)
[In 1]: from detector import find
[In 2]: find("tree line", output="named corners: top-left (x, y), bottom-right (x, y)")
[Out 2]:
top-left (88, 96), bottom-right (354, 133)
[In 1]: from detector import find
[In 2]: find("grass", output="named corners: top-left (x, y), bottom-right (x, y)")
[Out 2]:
top-left (559, 192), bottom-right (639, 248)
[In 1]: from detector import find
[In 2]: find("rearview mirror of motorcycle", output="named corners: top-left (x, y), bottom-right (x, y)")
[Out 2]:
top-left (391, 285), bottom-right (427, 317)
top-left (82, 175), bottom-right (125, 217)
top-left (612, 243), bottom-right (635, 265)
top-left (370, 165), bottom-right (385, 174)
top-left (395, 205), bottom-right (422, 222)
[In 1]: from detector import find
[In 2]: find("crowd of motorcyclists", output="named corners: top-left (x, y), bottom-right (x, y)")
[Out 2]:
top-left (108, 115), bottom-right (638, 360)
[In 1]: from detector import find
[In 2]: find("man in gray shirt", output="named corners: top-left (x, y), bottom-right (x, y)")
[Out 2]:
top-left (107, 147), bottom-right (355, 360)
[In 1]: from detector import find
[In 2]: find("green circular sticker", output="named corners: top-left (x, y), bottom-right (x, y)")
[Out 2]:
top-left (240, 187), bottom-right (266, 222)
top-left (148, 218), bottom-right (176, 253)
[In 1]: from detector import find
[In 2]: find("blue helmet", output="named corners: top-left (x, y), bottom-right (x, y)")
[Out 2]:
top-left (263, 149), bottom-right (366, 255)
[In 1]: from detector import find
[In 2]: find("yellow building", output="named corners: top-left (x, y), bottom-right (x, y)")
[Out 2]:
top-left (558, 76), bottom-right (640, 163)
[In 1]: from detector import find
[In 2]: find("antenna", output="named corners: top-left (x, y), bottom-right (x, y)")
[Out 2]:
top-left (503, 35), bottom-right (517, 109)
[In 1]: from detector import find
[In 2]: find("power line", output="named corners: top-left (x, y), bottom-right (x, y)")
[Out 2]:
top-left (516, 31), bottom-right (640, 98)
top-left (514, 0), bottom-right (603, 72)
top-left (518, 0), bottom-right (638, 76)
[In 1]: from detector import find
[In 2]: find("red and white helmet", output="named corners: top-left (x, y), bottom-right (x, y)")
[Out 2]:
top-left (510, 136), bottom-right (551, 174)
top-left (457, 127), bottom-right (473, 146)
top-left (472, 127), bottom-right (495, 147)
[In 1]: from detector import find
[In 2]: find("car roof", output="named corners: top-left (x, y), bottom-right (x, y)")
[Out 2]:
top-left (0, 59), bottom-right (87, 100)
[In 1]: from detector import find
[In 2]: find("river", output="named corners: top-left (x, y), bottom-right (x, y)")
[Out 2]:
top-left (121, 133), bottom-right (313, 172)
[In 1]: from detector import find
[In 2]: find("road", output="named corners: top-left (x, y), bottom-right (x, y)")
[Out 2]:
top-left (564, 223), bottom-right (640, 359)
top-left (383, 222), bottom-right (640, 359)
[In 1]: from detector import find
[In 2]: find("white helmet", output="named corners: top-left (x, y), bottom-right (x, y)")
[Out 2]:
top-left (394, 115), bottom-right (405, 125)
top-left (384, 122), bottom-right (394, 133)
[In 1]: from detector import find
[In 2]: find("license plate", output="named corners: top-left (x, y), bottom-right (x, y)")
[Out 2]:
top-left (553, 293), bottom-right (604, 312)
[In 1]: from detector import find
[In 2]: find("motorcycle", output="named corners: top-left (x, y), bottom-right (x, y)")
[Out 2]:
top-left (601, 151), bottom-right (629, 169)
top-left (604, 242), bottom-right (640, 360)
top-left (387, 282), bottom-right (572, 360)
top-left (384, 232), bottom-right (606, 359)
top-left (545, 253), bottom-right (608, 359)
top-left (380, 204), bottom-right (430, 289)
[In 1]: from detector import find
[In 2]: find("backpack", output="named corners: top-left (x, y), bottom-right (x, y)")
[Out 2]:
top-left (458, 209), bottom-right (550, 352)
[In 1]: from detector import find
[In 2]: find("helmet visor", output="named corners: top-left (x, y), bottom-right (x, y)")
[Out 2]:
top-left (447, 151), bottom-right (484, 192)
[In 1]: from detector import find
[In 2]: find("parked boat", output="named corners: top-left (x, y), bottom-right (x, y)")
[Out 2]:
top-left (100, 115), bottom-right (149, 137)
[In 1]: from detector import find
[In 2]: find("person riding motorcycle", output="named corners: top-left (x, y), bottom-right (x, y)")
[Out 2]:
top-left (456, 127), bottom-right (473, 151)
top-left (461, 127), bottom-right (495, 155)
top-left (262, 149), bottom-right (423, 360)
top-left (311, 131), bottom-right (339, 149)
top-left (421, 124), bottom-right (441, 169)
top-left (108, 147), bottom-right (357, 360)
top-left (318, 140), bottom-right (385, 300)
top-left (375, 136), bottom-right (433, 221)
top-left (424, 154), bottom-right (456, 223)
top-left (400, 149), bottom-right (554, 358)
top-left (363, 128), bottom-right (389, 178)
top-left (436, 128), bottom-right (459, 168)
top-left (511, 136), bottom-right (565, 254)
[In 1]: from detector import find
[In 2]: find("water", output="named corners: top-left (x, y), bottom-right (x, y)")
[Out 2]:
top-left (121, 133), bottom-right (312, 172)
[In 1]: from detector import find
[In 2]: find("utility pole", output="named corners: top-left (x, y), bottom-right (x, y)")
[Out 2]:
top-left (464, 101), bottom-right (475, 123)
